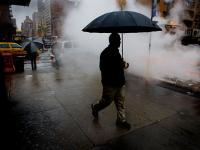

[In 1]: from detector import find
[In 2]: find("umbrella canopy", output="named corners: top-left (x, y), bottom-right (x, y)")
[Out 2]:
top-left (22, 37), bottom-right (43, 47)
top-left (82, 11), bottom-right (162, 33)
top-left (22, 37), bottom-right (43, 53)
top-left (23, 42), bottom-right (38, 53)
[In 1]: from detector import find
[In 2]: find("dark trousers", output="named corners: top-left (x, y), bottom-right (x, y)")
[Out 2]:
top-left (30, 52), bottom-right (37, 70)
top-left (93, 85), bottom-right (126, 122)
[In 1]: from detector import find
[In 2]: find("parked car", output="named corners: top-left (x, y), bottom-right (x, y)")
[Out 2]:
top-left (0, 42), bottom-right (27, 72)
top-left (0, 42), bottom-right (26, 56)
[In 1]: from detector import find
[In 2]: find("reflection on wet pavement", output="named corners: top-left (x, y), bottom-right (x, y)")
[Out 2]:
top-left (4, 49), bottom-right (200, 150)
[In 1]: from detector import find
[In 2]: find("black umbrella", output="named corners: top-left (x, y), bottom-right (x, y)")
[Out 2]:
top-left (82, 11), bottom-right (162, 57)
top-left (22, 37), bottom-right (43, 53)
top-left (82, 11), bottom-right (161, 33)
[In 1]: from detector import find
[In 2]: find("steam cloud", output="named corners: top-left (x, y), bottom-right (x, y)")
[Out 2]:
top-left (164, 0), bottom-right (174, 3)
top-left (63, 0), bottom-right (200, 82)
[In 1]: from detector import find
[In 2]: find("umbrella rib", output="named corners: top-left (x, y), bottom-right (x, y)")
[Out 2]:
top-left (127, 11), bottom-right (138, 29)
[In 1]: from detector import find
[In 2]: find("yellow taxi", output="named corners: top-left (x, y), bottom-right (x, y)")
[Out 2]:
top-left (0, 42), bottom-right (26, 56)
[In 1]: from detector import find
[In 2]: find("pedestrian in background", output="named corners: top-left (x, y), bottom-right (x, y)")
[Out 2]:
top-left (26, 43), bottom-right (37, 71)
top-left (91, 33), bottom-right (131, 130)
top-left (51, 41), bottom-right (62, 67)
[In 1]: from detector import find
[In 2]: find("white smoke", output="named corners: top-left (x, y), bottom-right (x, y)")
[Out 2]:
top-left (168, 0), bottom-right (185, 24)
top-left (164, 0), bottom-right (174, 3)
top-left (63, 0), bottom-right (200, 81)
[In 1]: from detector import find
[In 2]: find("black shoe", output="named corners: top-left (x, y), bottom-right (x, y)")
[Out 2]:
top-left (91, 104), bottom-right (98, 119)
top-left (116, 121), bottom-right (131, 130)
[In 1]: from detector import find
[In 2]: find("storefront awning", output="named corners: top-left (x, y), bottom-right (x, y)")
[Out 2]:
top-left (0, 0), bottom-right (31, 6)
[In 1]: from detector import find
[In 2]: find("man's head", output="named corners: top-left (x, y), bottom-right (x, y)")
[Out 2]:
top-left (109, 33), bottom-right (121, 48)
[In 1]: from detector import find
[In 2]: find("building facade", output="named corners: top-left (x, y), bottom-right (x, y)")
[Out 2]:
top-left (136, 0), bottom-right (200, 45)
top-left (50, 0), bottom-right (79, 37)
top-left (0, 0), bottom-right (31, 41)
top-left (0, 5), bottom-right (15, 41)
top-left (34, 0), bottom-right (79, 38)
top-left (182, 0), bottom-right (200, 44)
top-left (43, 0), bottom-right (52, 37)
top-left (21, 16), bottom-right (33, 37)
top-left (37, 0), bottom-right (46, 37)
top-left (136, 0), bottom-right (174, 17)
top-left (50, 0), bottom-right (66, 37)
top-left (32, 12), bottom-right (39, 37)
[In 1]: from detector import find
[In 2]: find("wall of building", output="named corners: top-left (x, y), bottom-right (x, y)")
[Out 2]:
top-left (21, 16), bottom-right (33, 37)
top-left (50, 0), bottom-right (79, 37)
top-left (0, 5), bottom-right (15, 41)
top-left (43, 0), bottom-right (52, 37)
top-left (135, 0), bottom-right (172, 17)
top-left (32, 12), bottom-right (39, 37)
top-left (135, 0), bottom-right (151, 6)
top-left (0, 5), bottom-right (10, 24)
top-left (50, 0), bottom-right (66, 37)
top-left (182, 0), bottom-right (200, 44)
top-left (32, 0), bottom-right (79, 38)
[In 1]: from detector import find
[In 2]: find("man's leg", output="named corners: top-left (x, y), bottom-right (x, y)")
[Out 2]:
top-left (30, 58), bottom-right (34, 70)
top-left (92, 86), bottom-right (116, 118)
top-left (114, 86), bottom-right (131, 129)
top-left (114, 86), bottom-right (126, 122)
top-left (33, 57), bottom-right (37, 70)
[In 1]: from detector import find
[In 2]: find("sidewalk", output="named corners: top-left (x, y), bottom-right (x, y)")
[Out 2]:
top-left (3, 50), bottom-right (200, 150)
top-left (159, 77), bottom-right (200, 97)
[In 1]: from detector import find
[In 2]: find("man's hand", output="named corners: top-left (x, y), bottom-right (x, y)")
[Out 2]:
top-left (123, 60), bottom-right (129, 69)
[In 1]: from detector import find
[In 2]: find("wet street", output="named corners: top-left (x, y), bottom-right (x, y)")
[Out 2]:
top-left (3, 48), bottom-right (200, 150)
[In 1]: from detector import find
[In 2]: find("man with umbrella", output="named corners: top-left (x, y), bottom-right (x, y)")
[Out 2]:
top-left (24, 42), bottom-right (38, 70)
top-left (23, 37), bottom-right (43, 70)
top-left (91, 33), bottom-right (131, 129)
top-left (83, 10), bottom-right (161, 129)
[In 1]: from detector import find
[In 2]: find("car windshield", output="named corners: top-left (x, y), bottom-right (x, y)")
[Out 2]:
top-left (11, 43), bottom-right (22, 48)
top-left (0, 44), bottom-right (10, 48)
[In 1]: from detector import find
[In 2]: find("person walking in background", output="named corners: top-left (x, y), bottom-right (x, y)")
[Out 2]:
top-left (26, 43), bottom-right (37, 71)
top-left (91, 33), bottom-right (131, 130)
top-left (51, 41), bottom-right (62, 68)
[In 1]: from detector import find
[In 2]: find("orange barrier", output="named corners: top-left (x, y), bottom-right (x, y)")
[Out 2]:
top-left (1, 52), bottom-right (15, 99)
top-left (1, 53), bottom-right (15, 73)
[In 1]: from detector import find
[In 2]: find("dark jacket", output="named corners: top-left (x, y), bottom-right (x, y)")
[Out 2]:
top-left (100, 45), bottom-right (125, 87)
